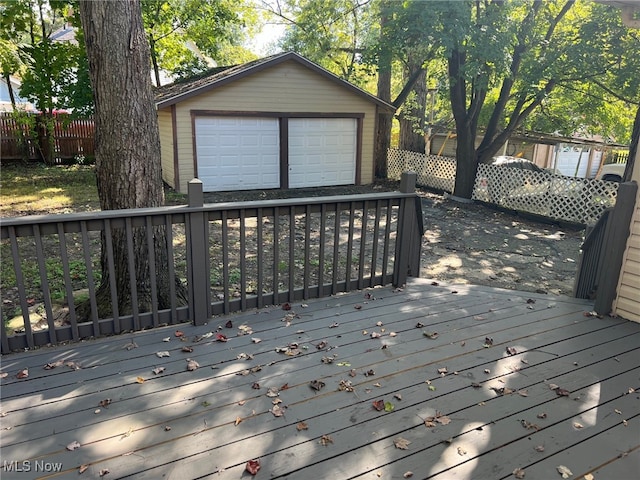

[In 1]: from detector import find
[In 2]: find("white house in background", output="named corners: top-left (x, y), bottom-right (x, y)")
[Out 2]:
top-left (0, 76), bottom-right (35, 112)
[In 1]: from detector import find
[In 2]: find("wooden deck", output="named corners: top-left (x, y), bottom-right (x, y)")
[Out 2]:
top-left (1, 279), bottom-right (639, 480)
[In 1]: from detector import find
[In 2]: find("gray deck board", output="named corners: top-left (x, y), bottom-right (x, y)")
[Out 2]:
top-left (1, 279), bottom-right (638, 480)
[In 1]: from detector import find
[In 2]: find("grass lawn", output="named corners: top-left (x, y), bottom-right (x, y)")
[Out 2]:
top-left (0, 163), bottom-right (100, 217)
top-left (0, 162), bottom-right (187, 217)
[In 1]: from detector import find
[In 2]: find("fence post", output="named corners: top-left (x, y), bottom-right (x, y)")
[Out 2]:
top-left (186, 179), bottom-right (210, 325)
top-left (394, 171), bottom-right (423, 287)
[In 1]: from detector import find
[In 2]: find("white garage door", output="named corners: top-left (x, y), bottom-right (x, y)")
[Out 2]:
top-left (288, 118), bottom-right (356, 188)
top-left (195, 117), bottom-right (280, 192)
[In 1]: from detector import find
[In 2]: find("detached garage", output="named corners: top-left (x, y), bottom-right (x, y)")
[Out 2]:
top-left (155, 52), bottom-right (394, 193)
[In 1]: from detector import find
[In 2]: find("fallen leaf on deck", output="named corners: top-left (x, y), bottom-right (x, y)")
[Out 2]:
top-left (297, 421), bottom-right (308, 431)
top-left (584, 474), bottom-right (594, 480)
top-left (428, 385), bottom-right (436, 391)
top-left (526, 298), bottom-right (536, 304)
top-left (556, 388), bottom-right (570, 397)
top-left (181, 346), bottom-right (193, 353)
top-left (186, 359), bottom-right (200, 371)
top-left (99, 398), bottom-right (112, 408)
top-left (374, 382), bottom-right (382, 387)
top-left (246, 459), bottom-right (261, 475)
top-left (338, 379), bottom-right (354, 392)
top-left (16, 368), bottom-right (28, 379)
top-left (321, 355), bottom-right (335, 364)
top-left (238, 400), bottom-right (246, 406)
top-left (164, 425), bottom-right (172, 431)
top-left (534, 445), bottom-right (545, 452)
top-left (438, 367), bottom-right (448, 375)
top-left (354, 304), bottom-right (362, 310)
top-left (329, 322), bottom-right (339, 328)
top-left (215, 333), bottom-right (228, 342)
top-left (506, 346), bottom-right (518, 356)
top-left (310, 379), bottom-right (325, 391)
top-left (79, 464), bottom-right (89, 474)
top-left (371, 332), bottom-right (382, 338)
top-left (99, 468), bottom-right (110, 477)
top-left (573, 422), bottom-right (583, 429)
top-left (537, 412), bottom-right (547, 419)
top-left (556, 465), bottom-right (573, 478)
top-left (520, 420), bottom-right (540, 431)
top-left (66, 440), bottom-right (81, 451)
top-left (548, 383), bottom-right (559, 390)
top-left (394, 394), bottom-right (402, 401)
top-left (136, 376), bottom-right (145, 384)
top-left (320, 434), bottom-right (333, 446)
top-left (235, 416), bottom-right (242, 426)
top-left (280, 383), bottom-right (289, 390)
top-left (66, 361), bottom-right (82, 370)
top-left (423, 331), bottom-right (439, 339)
top-left (483, 337), bottom-right (493, 347)
top-left (336, 362), bottom-right (351, 367)
top-left (517, 389), bottom-right (529, 397)
top-left (156, 351), bottom-right (170, 358)
top-left (384, 401), bottom-right (395, 412)
top-left (457, 446), bottom-right (467, 456)
top-left (251, 382), bottom-right (260, 389)
top-left (484, 369), bottom-right (491, 374)
top-left (424, 420), bottom-right (436, 428)
top-left (44, 360), bottom-right (64, 370)
top-left (175, 330), bottom-right (184, 337)
top-left (238, 325), bottom-right (253, 335)
top-left (404, 472), bottom-right (414, 478)
top-left (225, 320), bottom-right (233, 328)
top-left (282, 302), bottom-right (292, 311)
top-left (513, 467), bottom-right (526, 479)
top-left (316, 340), bottom-right (328, 350)
top-left (364, 292), bottom-right (373, 299)
top-left (266, 387), bottom-right (279, 397)
top-left (372, 399), bottom-right (385, 411)
top-left (623, 419), bottom-right (628, 426)
top-left (437, 415), bottom-right (451, 425)
top-left (251, 337), bottom-right (261, 343)
top-left (471, 382), bottom-right (482, 388)
top-left (365, 369), bottom-right (375, 376)
top-left (394, 437), bottom-right (411, 450)
top-left (415, 322), bottom-right (425, 328)
top-left (162, 337), bottom-right (171, 342)
top-left (614, 408), bottom-right (622, 414)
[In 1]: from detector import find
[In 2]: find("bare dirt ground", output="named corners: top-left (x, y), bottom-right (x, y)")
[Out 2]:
top-left (202, 182), bottom-right (585, 297)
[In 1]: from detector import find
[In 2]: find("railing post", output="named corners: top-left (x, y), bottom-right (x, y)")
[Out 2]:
top-left (394, 171), bottom-right (423, 287)
top-left (186, 179), bottom-right (210, 325)
top-left (594, 181), bottom-right (638, 315)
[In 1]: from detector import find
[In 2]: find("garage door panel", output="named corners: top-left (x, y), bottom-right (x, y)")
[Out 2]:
top-left (288, 118), bottom-right (356, 188)
top-left (195, 117), bottom-right (280, 192)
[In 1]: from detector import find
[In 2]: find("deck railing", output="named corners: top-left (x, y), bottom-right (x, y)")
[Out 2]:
top-left (573, 182), bottom-right (638, 313)
top-left (0, 172), bottom-right (423, 353)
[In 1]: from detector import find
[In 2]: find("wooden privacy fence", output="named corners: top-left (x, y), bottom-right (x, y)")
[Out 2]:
top-left (0, 173), bottom-right (423, 353)
top-left (388, 148), bottom-right (619, 226)
top-left (0, 112), bottom-right (94, 162)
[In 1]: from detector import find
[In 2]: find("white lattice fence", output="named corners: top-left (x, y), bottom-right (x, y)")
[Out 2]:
top-left (388, 148), bottom-right (618, 225)
top-left (387, 148), bottom-right (456, 192)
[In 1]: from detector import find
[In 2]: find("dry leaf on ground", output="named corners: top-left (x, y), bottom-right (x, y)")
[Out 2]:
top-left (66, 440), bottom-right (81, 451)
top-left (16, 368), bottom-right (28, 379)
top-left (297, 422), bottom-right (308, 431)
top-left (186, 359), bottom-right (200, 371)
top-left (320, 434), bottom-right (333, 446)
top-left (246, 459), bottom-right (261, 475)
top-left (156, 351), bottom-right (170, 358)
top-left (394, 437), bottom-right (411, 450)
top-left (556, 465), bottom-right (573, 478)
top-left (513, 467), bottom-right (526, 479)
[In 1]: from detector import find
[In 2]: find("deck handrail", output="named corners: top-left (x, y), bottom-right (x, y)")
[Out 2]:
top-left (0, 172), bottom-right (423, 353)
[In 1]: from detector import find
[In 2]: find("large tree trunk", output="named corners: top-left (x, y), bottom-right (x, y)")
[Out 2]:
top-left (398, 56), bottom-right (427, 153)
top-left (78, 0), bottom-right (186, 319)
top-left (374, 5), bottom-right (392, 179)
